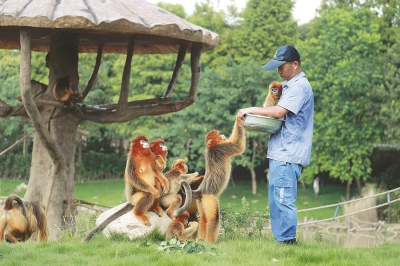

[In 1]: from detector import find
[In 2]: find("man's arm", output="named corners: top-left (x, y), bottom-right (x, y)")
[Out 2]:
top-left (236, 105), bottom-right (289, 120)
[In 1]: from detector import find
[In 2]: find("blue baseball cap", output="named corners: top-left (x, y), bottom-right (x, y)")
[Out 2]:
top-left (262, 45), bottom-right (301, 70)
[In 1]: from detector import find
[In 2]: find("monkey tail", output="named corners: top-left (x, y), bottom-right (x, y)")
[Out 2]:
top-left (4, 194), bottom-right (27, 220)
top-left (82, 203), bottom-right (133, 243)
top-left (30, 202), bottom-right (48, 240)
top-left (191, 189), bottom-right (202, 200)
top-left (173, 181), bottom-right (193, 217)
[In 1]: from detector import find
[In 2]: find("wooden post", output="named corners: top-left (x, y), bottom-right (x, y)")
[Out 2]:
top-left (117, 38), bottom-right (135, 113)
top-left (163, 44), bottom-right (186, 98)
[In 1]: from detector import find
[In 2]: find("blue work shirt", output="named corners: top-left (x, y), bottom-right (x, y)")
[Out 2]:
top-left (267, 72), bottom-right (314, 165)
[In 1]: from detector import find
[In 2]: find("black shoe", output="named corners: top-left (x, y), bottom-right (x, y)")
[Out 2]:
top-left (283, 238), bottom-right (297, 245)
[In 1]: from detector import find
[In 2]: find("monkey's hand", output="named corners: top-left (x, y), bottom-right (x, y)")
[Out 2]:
top-left (159, 183), bottom-right (166, 197)
top-left (156, 173), bottom-right (169, 194)
top-left (177, 172), bottom-right (199, 183)
top-left (236, 116), bottom-right (244, 125)
top-left (155, 156), bottom-right (167, 171)
top-left (150, 186), bottom-right (161, 198)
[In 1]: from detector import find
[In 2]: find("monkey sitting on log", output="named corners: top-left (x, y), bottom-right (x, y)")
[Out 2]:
top-left (82, 135), bottom-right (167, 242)
top-left (53, 75), bottom-right (82, 106)
top-left (0, 194), bottom-right (48, 243)
top-left (149, 139), bottom-right (170, 216)
top-left (48, 75), bottom-right (83, 132)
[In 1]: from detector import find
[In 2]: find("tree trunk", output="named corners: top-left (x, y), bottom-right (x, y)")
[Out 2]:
top-left (24, 32), bottom-right (80, 239)
top-left (250, 167), bottom-right (257, 195)
top-left (250, 140), bottom-right (258, 195)
top-left (355, 177), bottom-right (362, 192)
top-left (346, 179), bottom-right (352, 200)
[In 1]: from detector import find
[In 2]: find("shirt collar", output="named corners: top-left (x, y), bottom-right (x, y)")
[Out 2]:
top-left (284, 71), bottom-right (306, 88)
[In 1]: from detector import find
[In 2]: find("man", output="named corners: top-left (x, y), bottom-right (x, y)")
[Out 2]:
top-left (237, 44), bottom-right (314, 244)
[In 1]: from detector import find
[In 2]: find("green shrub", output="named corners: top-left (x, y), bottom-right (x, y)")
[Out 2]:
top-left (75, 151), bottom-right (125, 181)
top-left (220, 197), bottom-right (269, 239)
top-left (0, 153), bottom-right (31, 179)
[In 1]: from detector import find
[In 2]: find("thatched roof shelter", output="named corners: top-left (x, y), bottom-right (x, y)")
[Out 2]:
top-left (0, 0), bottom-right (219, 54)
top-left (0, 0), bottom-right (221, 241)
top-left (0, 1), bottom-right (221, 241)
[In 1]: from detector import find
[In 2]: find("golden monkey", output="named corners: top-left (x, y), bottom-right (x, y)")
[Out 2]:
top-left (262, 81), bottom-right (284, 107)
top-left (0, 194), bottom-right (48, 243)
top-left (82, 162), bottom-right (194, 243)
top-left (191, 117), bottom-right (246, 243)
top-left (53, 75), bottom-right (82, 105)
top-left (160, 159), bottom-right (198, 218)
top-left (123, 136), bottom-right (167, 225)
top-left (48, 75), bottom-right (83, 132)
top-left (149, 139), bottom-right (170, 216)
top-left (83, 136), bottom-right (167, 242)
top-left (166, 211), bottom-right (198, 242)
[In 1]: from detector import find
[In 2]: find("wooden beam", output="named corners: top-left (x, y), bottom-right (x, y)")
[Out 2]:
top-left (163, 44), bottom-right (186, 98)
top-left (82, 43), bottom-right (103, 99)
top-left (117, 38), bottom-right (135, 113)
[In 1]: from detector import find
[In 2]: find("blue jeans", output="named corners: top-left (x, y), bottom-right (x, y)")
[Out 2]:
top-left (268, 159), bottom-right (302, 242)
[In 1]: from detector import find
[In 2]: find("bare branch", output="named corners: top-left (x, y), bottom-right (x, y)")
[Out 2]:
top-left (163, 44), bottom-right (186, 98)
top-left (34, 99), bottom-right (65, 108)
top-left (87, 97), bottom-right (172, 112)
top-left (82, 43), bottom-right (103, 99)
top-left (187, 42), bottom-right (202, 101)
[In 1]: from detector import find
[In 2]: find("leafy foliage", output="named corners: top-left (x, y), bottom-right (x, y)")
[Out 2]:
top-left (0, 1), bottom-right (399, 190)
top-left (234, 0), bottom-right (299, 63)
top-left (379, 36), bottom-right (400, 146)
top-left (220, 197), bottom-right (269, 239)
top-left (158, 238), bottom-right (207, 254)
top-left (298, 8), bottom-right (386, 185)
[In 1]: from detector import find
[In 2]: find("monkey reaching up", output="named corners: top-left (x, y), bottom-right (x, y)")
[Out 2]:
top-left (263, 81), bottom-right (284, 107)
top-left (190, 117), bottom-right (246, 243)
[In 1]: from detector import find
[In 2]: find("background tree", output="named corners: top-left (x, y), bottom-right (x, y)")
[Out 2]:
top-left (234, 0), bottom-right (298, 63)
top-left (298, 8), bottom-right (385, 199)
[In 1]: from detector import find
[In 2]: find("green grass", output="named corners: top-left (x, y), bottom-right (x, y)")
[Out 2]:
top-left (1, 178), bottom-right (400, 265)
top-left (74, 179), bottom-right (126, 207)
top-left (0, 232), bottom-right (399, 266)
top-left (0, 179), bottom-right (27, 197)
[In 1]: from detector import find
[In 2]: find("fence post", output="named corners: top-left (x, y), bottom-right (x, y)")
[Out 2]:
top-left (334, 204), bottom-right (340, 218)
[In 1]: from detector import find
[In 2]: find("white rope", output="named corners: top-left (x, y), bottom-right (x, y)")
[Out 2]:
top-left (297, 197), bottom-right (400, 226)
top-left (0, 130), bottom-right (35, 156)
top-left (298, 187), bottom-right (400, 213)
